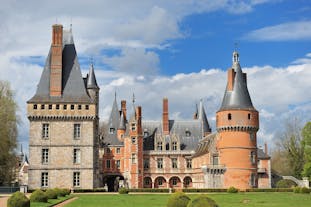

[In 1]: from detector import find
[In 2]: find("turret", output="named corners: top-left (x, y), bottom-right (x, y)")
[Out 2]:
top-left (87, 63), bottom-right (99, 113)
top-left (216, 51), bottom-right (259, 189)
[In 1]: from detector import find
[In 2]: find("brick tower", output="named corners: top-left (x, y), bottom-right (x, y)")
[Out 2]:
top-left (27, 24), bottom-right (99, 189)
top-left (216, 51), bottom-right (259, 189)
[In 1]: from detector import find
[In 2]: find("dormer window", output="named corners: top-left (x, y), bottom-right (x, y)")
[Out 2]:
top-left (172, 141), bottom-right (177, 151)
top-left (131, 123), bottom-right (136, 131)
top-left (144, 131), bottom-right (149, 137)
top-left (185, 130), bottom-right (191, 137)
top-left (157, 142), bottom-right (162, 151)
top-left (228, 113), bottom-right (232, 120)
top-left (109, 128), bottom-right (115, 134)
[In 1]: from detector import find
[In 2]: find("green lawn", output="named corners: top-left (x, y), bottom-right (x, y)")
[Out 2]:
top-left (64, 193), bottom-right (311, 207)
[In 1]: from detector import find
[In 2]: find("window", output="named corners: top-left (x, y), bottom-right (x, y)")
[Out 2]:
top-left (109, 128), bottom-right (115, 134)
top-left (41, 172), bottom-right (48, 187)
top-left (71, 104), bottom-right (74, 110)
top-left (33, 104), bottom-right (37, 109)
top-left (166, 143), bottom-right (170, 150)
top-left (157, 142), bottom-right (162, 151)
top-left (228, 113), bottom-right (232, 120)
top-left (144, 131), bottom-right (149, 137)
top-left (73, 149), bottom-right (81, 164)
top-left (184, 177), bottom-right (191, 187)
top-left (48, 104), bottom-right (52, 110)
top-left (185, 130), bottom-right (191, 137)
top-left (186, 159), bottom-right (192, 169)
top-left (106, 148), bottom-right (111, 154)
top-left (116, 147), bottom-right (121, 154)
top-left (172, 142), bottom-right (177, 151)
top-left (131, 123), bottom-right (136, 131)
top-left (106, 160), bottom-right (111, 168)
top-left (157, 158), bottom-right (163, 169)
top-left (85, 105), bottom-right (89, 110)
top-left (131, 137), bottom-right (136, 144)
top-left (42, 123), bottom-right (49, 139)
top-left (63, 104), bottom-right (67, 110)
top-left (74, 124), bottom-right (81, 139)
top-left (212, 155), bottom-right (219, 165)
top-left (42, 149), bottom-right (49, 164)
top-left (250, 173), bottom-right (256, 187)
top-left (172, 178), bottom-right (178, 186)
top-left (158, 178), bottom-right (163, 185)
top-left (41, 104), bottom-right (45, 109)
top-left (144, 158), bottom-right (150, 169)
top-left (78, 105), bottom-right (82, 110)
top-left (116, 160), bottom-right (120, 169)
top-left (248, 113), bottom-right (251, 120)
top-left (56, 104), bottom-right (60, 110)
top-left (132, 154), bottom-right (136, 164)
top-left (250, 151), bottom-right (256, 164)
top-left (145, 178), bottom-right (150, 185)
top-left (73, 172), bottom-right (80, 187)
top-left (172, 158), bottom-right (178, 169)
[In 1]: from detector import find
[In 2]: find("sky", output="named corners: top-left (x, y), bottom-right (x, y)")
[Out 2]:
top-left (1, 0), bottom-right (311, 155)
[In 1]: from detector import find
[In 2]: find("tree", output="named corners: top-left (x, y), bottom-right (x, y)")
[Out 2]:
top-left (302, 122), bottom-right (311, 179)
top-left (0, 81), bottom-right (18, 185)
top-left (274, 118), bottom-right (304, 178)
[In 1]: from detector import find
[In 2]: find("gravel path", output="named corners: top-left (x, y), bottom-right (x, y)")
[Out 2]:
top-left (54, 197), bottom-right (78, 207)
top-left (0, 196), bottom-right (9, 207)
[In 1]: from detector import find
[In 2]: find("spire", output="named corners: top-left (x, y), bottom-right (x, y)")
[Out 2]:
top-left (219, 51), bottom-right (254, 111)
top-left (198, 99), bottom-right (211, 134)
top-left (25, 155), bottom-right (29, 164)
top-left (87, 62), bottom-right (99, 89)
top-left (119, 111), bottom-right (126, 130)
top-left (108, 93), bottom-right (120, 129)
top-left (193, 103), bottom-right (198, 119)
top-left (129, 93), bottom-right (137, 121)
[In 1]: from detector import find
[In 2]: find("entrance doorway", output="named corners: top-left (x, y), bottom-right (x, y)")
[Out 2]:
top-left (103, 175), bottom-right (125, 192)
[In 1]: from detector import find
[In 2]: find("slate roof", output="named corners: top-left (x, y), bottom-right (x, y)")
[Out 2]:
top-left (28, 28), bottom-right (92, 103)
top-left (257, 148), bottom-right (270, 159)
top-left (219, 51), bottom-right (255, 111)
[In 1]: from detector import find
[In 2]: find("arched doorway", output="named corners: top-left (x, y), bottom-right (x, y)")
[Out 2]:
top-left (169, 176), bottom-right (182, 188)
top-left (103, 175), bottom-right (124, 192)
top-left (143, 177), bottom-right (152, 188)
top-left (183, 176), bottom-right (192, 188)
top-left (154, 176), bottom-right (167, 188)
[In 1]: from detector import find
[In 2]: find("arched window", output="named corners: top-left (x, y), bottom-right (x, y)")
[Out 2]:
top-left (228, 113), bottom-right (232, 120)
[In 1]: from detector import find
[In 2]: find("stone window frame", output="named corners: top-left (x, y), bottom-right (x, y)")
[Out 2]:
top-left (73, 148), bottom-right (81, 164)
top-left (63, 104), bottom-right (67, 110)
top-left (73, 172), bottom-right (80, 187)
top-left (116, 147), bottom-right (121, 154)
top-left (172, 141), bottom-right (178, 151)
top-left (33, 104), bottom-right (37, 110)
top-left (48, 104), bottom-right (52, 110)
top-left (41, 172), bottom-right (48, 187)
top-left (78, 105), bottom-right (82, 110)
top-left (186, 159), bottom-right (192, 169)
top-left (70, 104), bottom-right (75, 110)
top-left (41, 104), bottom-right (45, 110)
top-left (157, 157), bottom-right (163, 169)
top-left (56, 104), bottom-right (60, 110)
top-left (212, 154), bottom-right (219, 165)
top-left (116, 160), bottom-right (121, 169)
top-left (42, 123), bottom-right (49, 139)
top-left (131, 137), bottom-right (136, 144)
top-left (106, 159), bottom-right (111, 168)
top-left (143, 158), bottom-right (150, 169)
top-left (171, 157), bottom-right (178, 169)
top-left (85, 105), bottom-right (89, 110)
top-left (41, 148), bottom-right (49, 164)
top-left (250, 151), bottom-right (256, 165)
top-left (157, 141), bottom-right (163, 151)
top-left (131, 123), bottom-right (137, 131)
top-left (73, 123), bottom-right (81, 139)
top-left (131, 153), bottom-right (136, 164)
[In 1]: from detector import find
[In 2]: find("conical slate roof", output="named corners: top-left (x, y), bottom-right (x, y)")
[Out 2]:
top-left (28, 27), bottom-right (92, 103)
top-left (219, 51), bottom-right (254, 110)
top-left (198, 100), bottom-right (211, 133)
top-left (87, 63), bottom-right (99, 89)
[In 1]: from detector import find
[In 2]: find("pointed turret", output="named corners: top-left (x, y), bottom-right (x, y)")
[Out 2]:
top-left (219, 51), bottom-right (254, 111)
top-left (108, 94), bottom-right (120, 132)
top-left (119, 112), bottom-right (126, 130)
top-left (87, 63), bottom-right (99, 89)
top-left (198, 100), bottom-right (211, 135)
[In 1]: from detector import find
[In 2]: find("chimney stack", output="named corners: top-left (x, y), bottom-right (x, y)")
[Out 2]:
top-left (162, 98), bottom-right (169, 135)
top-left (264, 142), bottom-right (268, 155)
top-left (136, 106), bottom-right (142, 134)
top-left (121, 100), bottom-right (127, 121)
top-left (50, 24), bottom-right (63, 97)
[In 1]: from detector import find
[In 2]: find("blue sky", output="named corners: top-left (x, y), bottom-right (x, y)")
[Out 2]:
top-left (0, 0), bottom-right (311, 155)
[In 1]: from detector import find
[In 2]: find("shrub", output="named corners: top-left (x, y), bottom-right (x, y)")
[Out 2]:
top-left (293, 187), bottom-right (301, 193)
top-left (167, 192), bottom-right (190, 207)
top-left (227, 186), bottom-right (238, 193)
top-left (7, 191), bottom-right (30, 207)
top-left (63, 188), bottom-right (71, 196)
top-left (187, 195), bottom-right (218, 207)
top-left (182, 188), bottom-right (227, 193)
top-left (276, 179), bottom-right (297, 188)
top-left (300, 187), bottom-right (310, 194)
top-left (45, 188), bottom-right (58, 199)
top-left (54, 188), bottom-right (70, 197)
top-left (118, 187), bottom-right (129, 194)
top-left (29, 189), bottom-right (48, 203)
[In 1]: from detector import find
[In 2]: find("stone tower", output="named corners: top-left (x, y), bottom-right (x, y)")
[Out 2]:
top-left (216, 51), bottom-right (259, 189)
top-left (27, 24), bottom-right (99, 189)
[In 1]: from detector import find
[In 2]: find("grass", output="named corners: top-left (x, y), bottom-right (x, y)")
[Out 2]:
top-left (31, 195), bottom-right (73, 207)
top-left (64, 192), bottom-right (311, 207)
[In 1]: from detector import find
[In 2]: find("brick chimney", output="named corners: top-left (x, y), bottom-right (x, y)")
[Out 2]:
top-left (121, 100), bottom-right (127, 121)
top-left (162, 98), bottom-right (169, 135)
top-left (227, 68), bottom-right (235, 91)
top-left (264, 142), bottom-right (268, 155)
top-left (50, 24), bottom-right (63, 97)
top-left (136, 106), bottom-right (142, 134)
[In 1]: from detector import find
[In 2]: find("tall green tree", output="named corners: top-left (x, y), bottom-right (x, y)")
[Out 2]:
top-left (275, 118), bottom-right (304, 178)
top-left (302, 122), bottom-right (311, 179)
top-left (0, 80), bottom-right (18, 185)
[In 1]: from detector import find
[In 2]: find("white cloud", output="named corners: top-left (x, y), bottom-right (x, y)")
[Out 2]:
top-left (243, 20), bottom-right (311, 41)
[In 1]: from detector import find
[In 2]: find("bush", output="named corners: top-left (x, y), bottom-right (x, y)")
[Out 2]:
top-left (118, 187), bottom-right (129, 194)
top-left (7, 191), bottom-right (30, 207)
top-left (293, 187), bottom-right (301, 193)
top-left (29, 189), bottom-right (48, 203)
top-left (182, 188), bottom-right (227, 193)
top-left (167, 192), bottom-right (190, 207)
top-left (54, 188), bottom-right (70, 197)
top-left (300, 187), bottom-right (310, 194)
top-left (187, 195), bottom-right (218, 207)
top-left (45, 189), bottom-right (58, 199)
top-left (227, 186), bottom-right (238, 193)
top-left (246, 188), bottom-right (293, 192)
top-left (276, 179), bottom-right (297, 188)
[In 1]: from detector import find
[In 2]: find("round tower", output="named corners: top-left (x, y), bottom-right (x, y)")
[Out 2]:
top-left (216, 51), bottom-right (259, 189)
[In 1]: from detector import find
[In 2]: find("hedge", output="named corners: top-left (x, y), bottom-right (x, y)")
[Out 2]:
top-left (7, 192), bottom-right (30, 207)
top-left (29, 189), bottom-right (48, 203)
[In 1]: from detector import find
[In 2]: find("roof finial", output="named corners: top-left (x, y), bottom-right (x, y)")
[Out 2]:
top-left (234, 42), bottom-right (238, 52)
top-left (132, 93), bottom-right (135, 104)
top-left (233, 42), bottom-right (239, 63)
